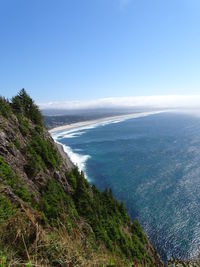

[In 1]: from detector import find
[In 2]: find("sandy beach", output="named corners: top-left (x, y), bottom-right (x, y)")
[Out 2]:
top-left (49, 111), bottom-right (164, 134)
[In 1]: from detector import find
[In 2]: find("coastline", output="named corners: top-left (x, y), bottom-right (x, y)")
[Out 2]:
top-left (49, 110), bottom-right (165, 134)
top-left (55, 142), bottom-right (75, 170)
top-left (49, 110), bottom-right (165, 178)
top-left (49, 110), bottom-right (165, 264)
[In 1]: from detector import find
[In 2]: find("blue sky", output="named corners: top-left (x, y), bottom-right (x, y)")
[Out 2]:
top-left (0, 0), bottom-right (200, 104)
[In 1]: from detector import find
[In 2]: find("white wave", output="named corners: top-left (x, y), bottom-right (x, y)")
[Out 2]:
top-left (58, 131), bottom-right (86, 139)
top-left (51, 110), bottom-right (164, 180)
top-left (56, 141), bottom-right (91, 180)
top-left (53, 111), bottom-right (165, 140)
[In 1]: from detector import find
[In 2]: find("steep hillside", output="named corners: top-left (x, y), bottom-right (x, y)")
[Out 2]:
top-left (0, 90), bottom-right (162, 266)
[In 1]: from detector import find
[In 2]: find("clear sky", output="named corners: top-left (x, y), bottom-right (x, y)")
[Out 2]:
top-left (0, 0), bottom-right (200, 103)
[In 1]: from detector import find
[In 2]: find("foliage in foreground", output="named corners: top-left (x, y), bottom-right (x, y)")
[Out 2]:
top-left (0, 206), bottom-right (129, 267)
top-left (0, 159), bottom-right (153, 265)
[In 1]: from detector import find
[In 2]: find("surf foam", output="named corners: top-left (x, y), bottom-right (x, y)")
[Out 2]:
top-left (51, 111), bottom-right (165, 179)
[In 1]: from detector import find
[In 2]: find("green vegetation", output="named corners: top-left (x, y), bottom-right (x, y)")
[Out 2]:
top-left (23, 164), bottom-right (152, 264)
top-left (0, 89), bottom-right (159, 266)
top-left (40, 179), bottom-right (78, 223)
top-left (11, 89), bottom-right (43, 126)
top-left (0, 205), bottom-right (127, 266)
top-left (0, 97), bottom-right (11, 118)
top-left (0, 156), bottom-right (32, 203)
top-left (67, 168), bottom-right (152, 264)
top-left (17, 113), bottom-right (30, 135)
top-left (0, 194), bottom-right (17, 224)
top-left (13, 138), bottom-right (21, 150)
top-left (35, 167), bottom-right (152, 264)
top-left (25, 129), bottom-right (60, 177)
top-left (0, 252), bottom-right (6, 267)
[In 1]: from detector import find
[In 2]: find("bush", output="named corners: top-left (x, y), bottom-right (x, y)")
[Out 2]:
top-left (66, 172), bottom-right (77, 192)
top-left (17, 114), bottom-right (29, 135)
top-left (24, 152), bottom-right (43, 177)
top-left (0, 252), bottom-right (6, 267)
top-left (0, 97), bottom-right (11, 118)
top-left (14, 138), bottom-right (21, 150)
top-left (0, 194), bottom-right (17, 224)
top-left (0, 156), bottom-right (32, 203)
top-left (25, 130), bottom-right (60, 177)
top-left (39, 179), bottom-right (78, 223)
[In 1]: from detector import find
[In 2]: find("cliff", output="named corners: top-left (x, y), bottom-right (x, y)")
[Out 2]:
top-left (0, 89), bottom-right (163, 266)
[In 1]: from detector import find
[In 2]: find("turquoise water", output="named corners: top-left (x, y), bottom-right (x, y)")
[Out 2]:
top-left (53, 112), bottom-right (200, 260)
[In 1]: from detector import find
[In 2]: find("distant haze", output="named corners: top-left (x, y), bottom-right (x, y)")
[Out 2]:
top-left (39, 95), bottom-right (200, 111)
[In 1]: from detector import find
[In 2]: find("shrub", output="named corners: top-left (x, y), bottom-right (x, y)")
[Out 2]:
top-left (0, 194), bottom-right (17, 224)
top-left (66, 172), bottom-right (77, 192)
top-left (0, 97), bottom-right (11, 118)
top-left (24, 152), bottom-right (43, 177)
top-left (0, 156), bottom-right (32, 203)
top-left (39, 179), bottom-right (78, 223)
top-left (25, 130), bottom-right (60, 177)
top-left (17, 114), bottom-right (29, 135)
top-left (0, 252), bottom-right (6, 267)
top-left (14, 138), bottom-right (21, 150)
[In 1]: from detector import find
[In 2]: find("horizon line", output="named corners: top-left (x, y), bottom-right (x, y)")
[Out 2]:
top-left (38, 94), bottom-right (200, 110)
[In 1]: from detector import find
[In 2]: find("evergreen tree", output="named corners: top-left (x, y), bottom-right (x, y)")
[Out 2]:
top-left (11, 89), bottom-right (43, 126)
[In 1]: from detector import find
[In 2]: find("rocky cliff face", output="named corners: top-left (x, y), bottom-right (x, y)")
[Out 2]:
top-left (0, 90), bottom-right (163, 266)
top-left (0, 112), bottom-right (74, 199)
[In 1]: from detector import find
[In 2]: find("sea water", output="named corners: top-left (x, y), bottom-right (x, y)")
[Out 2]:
top-left (52, 112), bottom-right (200, 260)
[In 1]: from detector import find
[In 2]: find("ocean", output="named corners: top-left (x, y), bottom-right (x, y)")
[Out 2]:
top-left (52, 111), bottom-right (200, 260)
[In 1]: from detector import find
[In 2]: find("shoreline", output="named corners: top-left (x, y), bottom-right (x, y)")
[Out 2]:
top-left (49, 111), bottom-right (165, 134)
top-left (49, 110), bottom-right (165, 179)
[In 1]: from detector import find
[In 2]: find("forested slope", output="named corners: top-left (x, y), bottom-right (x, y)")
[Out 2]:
top-left (0, 89), bottom-right (162, 266)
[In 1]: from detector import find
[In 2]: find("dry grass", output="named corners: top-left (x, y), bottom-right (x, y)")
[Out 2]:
top-left (0, 207), bottom-right (130, 267)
